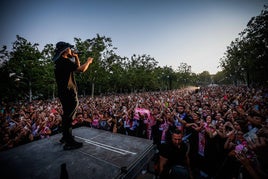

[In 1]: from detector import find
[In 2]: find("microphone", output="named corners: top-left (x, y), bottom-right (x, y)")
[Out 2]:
top-left (73, 51), bottom-right (83, 55)
top-left (68, 51), bottom-right (83, 58)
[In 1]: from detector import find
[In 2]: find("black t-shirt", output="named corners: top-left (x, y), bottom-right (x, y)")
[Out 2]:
top-left (159, 141), bottom-right (188, 167)
top-left (54, 57), bottom-right (78, 97)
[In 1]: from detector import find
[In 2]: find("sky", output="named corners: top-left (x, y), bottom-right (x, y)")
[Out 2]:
top-left (0, 0), bottom-right (267, 74)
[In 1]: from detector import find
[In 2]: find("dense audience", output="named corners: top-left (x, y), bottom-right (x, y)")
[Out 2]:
top-left (1, 85), bottom-right (268, 178)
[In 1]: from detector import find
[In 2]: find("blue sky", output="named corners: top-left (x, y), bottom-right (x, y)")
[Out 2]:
top-left (1, 0), bottom-right (267, 74)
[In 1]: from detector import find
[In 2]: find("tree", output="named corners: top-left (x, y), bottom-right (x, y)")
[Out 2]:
top-left (176, 62), bottom-right (192, 88)
top-left (124, 54), bottom-right (159, 92)
top-left (73, 35), bottom-right (116, 96)
top-left (213, 71), bottom-right (232, 85)
top-left (220, 6), bottom-right (268, 86)
top-left (0, 46), bottom-right (11, 100)
top-left (40, 43), bottom-right (55, 99)
top-left (198, 71), bottom-right (211, 86)
top-left (5, 35), bottom-right (43, 101)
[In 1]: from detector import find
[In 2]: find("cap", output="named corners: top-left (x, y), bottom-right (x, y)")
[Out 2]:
top-left (52, 41), bottom-right (74, 62)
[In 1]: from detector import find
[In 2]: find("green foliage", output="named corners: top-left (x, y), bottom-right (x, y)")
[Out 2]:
top-left (198, 71), bottom-right (212, 86)
top-left (0, 33), bottom-right (221, 102)
top-left (220, 6), bottom-right (268, 86)
top-left (1, 36), bottom-right (42, 101)
top-left (3, 5), bottom-right (267, 102)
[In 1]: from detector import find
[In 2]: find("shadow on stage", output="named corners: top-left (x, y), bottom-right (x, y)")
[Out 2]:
top-left (0, 127), bottom-right (156, 179)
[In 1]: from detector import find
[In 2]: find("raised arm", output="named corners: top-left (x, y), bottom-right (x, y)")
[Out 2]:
top-left (76, 57), bottom-right (93, 73)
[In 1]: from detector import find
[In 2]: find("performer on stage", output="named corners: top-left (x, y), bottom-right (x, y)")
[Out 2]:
top-left (52, 41), bottom-right (93, 150)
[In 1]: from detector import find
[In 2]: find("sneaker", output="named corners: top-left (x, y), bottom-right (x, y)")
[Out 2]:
top-left (60, 136), bottom-right (75, 144)
top-left (63, 140), bottom-right (83, 150)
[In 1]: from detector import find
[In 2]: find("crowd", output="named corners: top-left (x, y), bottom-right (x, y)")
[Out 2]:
top-left (1, 85), bottom-right (268, 178)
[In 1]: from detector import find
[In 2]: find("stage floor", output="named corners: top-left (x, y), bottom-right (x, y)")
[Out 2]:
top-left (0, 127), bottom-right (156, 179)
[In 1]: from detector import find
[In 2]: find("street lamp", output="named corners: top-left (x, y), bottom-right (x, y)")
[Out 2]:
top-left (91, 70), bottom-right (97, 98)
top-left (9, 72), bottom-right (32, 102)
top-left (167, 75), bottom-right (169, 90)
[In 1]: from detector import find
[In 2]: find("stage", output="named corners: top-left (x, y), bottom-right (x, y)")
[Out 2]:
top-left (0, 127), bottom-right (156, 179)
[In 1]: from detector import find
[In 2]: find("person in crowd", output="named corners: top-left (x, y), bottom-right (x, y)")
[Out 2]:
top-left (1, 85), bottom-right (267, 178)
top-left (158, 128), bottom-right (193, 179)
top-left (185, 111), bottom-right (204, 178)
top-left (174, 104), bottom-right (188, 132)
top-left (243, 124), bottom-right (268, 178)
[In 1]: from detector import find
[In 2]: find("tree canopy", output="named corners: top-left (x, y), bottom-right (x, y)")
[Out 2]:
top-left (1, 6), bottom-right (267, 102)
top-left (219, 5), bottom-right (268, 86)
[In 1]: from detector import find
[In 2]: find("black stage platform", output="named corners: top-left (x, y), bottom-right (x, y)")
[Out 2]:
top-left (0, 127), bottom-right (156, 179)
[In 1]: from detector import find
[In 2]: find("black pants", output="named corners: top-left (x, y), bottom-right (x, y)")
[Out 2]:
top-left (59, 92), bottom-right (78, 142)
top-left (160, 165), bottom-right (189, 179)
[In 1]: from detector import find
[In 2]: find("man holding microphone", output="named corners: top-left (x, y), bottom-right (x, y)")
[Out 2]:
top-left (52, 41), bottom-right (93, 150)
